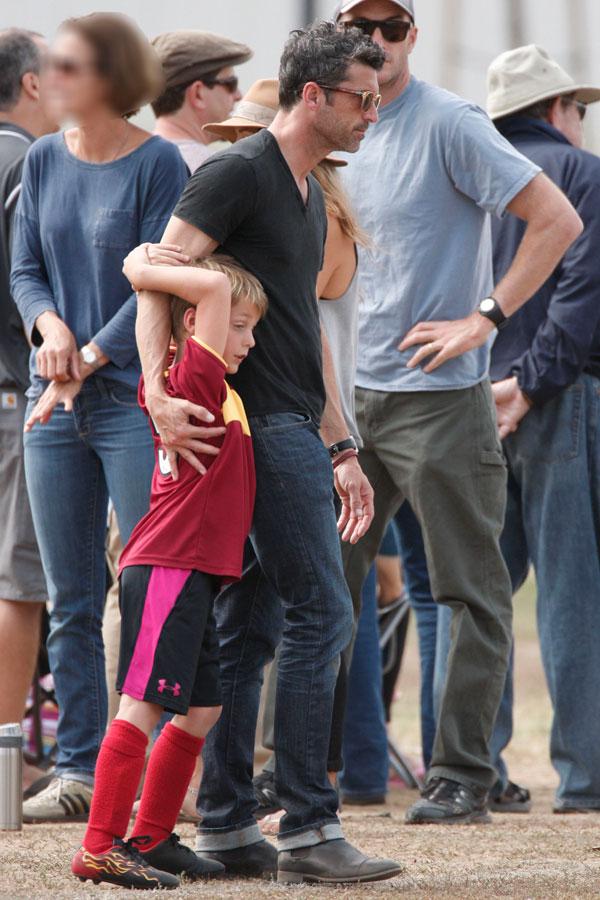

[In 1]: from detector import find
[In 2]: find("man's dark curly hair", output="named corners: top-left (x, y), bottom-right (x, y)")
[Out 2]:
top-left (278, 20), bottom-right (385, 110)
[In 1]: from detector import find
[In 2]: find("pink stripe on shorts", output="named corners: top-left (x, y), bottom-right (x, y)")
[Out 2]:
top-left (121, 566), bottom-right (191, 700)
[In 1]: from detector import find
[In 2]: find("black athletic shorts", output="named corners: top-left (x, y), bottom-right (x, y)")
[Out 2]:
top-left (116, 565), bottom-right (222, 715)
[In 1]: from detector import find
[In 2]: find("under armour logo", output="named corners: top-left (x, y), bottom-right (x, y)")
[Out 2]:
top-left (157, 679), bottom-right (181, 696)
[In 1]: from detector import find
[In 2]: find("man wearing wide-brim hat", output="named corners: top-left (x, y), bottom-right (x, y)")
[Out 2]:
top-left (151, 30), bottom-right (252, 173)
top-left (486, 44), bottom-right (600, 814)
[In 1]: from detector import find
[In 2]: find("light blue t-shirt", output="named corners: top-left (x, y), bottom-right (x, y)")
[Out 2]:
top-left (341, 77), bottom-right (540, 392)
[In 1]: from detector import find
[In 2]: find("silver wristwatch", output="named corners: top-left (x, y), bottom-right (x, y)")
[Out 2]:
top-left (81, 344), bottom-right (99, 367)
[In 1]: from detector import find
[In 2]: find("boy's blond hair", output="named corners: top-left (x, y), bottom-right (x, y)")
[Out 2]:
top-left (170, 254), bottom-right (268, 342)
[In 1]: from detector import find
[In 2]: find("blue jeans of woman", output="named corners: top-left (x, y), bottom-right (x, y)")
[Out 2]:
top-left (24, 377), bottom-right (154, 783)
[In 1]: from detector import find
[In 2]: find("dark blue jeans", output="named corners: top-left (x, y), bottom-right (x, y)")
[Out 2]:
top-left (23, 377), bottom-right (154, 781)
top-left (196, 413), bottom-right (353, 851)
top-left (339, 566), bottom-right (389, 799)
top-left (502, 376), bottom-right (600, 807)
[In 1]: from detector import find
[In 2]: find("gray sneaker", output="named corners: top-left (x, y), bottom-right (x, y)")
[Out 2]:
top-left (277, 838), bottom-right (403, 884)
top-left (23, 776), bottom-right (93, 823)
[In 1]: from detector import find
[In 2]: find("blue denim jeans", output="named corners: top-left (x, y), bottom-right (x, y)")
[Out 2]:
top-left (339, 566), bottom-right (389, 799)
top-left (196, 413), bottom-right (353, 851)
top-left (394, 501), bottom-right (438, 769)
top-left (501, 376), bottom-right (600, 807)
top-left (23, 377), bottom-right (154, 782)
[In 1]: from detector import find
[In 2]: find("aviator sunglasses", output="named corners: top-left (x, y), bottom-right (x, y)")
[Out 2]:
top-left (341, 17), bottom-right (412, 43)
top-left (317, 84), bottom-right (382, 112)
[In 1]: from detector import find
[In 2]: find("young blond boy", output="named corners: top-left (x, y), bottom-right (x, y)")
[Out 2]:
top-left (71, 246), bottom-right (267, 889)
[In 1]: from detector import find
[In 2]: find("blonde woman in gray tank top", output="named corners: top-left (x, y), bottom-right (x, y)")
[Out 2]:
top-left (314, 160), bottom-right (369, 444)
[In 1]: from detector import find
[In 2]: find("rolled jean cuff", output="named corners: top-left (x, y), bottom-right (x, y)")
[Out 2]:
top-left (195, 821), bottom-right (263, 851)
top-left (277, 820), bottom-right (344, 851)
top-left (55, 769), bottom-right (94, 787)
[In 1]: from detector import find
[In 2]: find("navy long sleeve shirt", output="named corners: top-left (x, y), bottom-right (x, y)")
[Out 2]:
top-left (10, 132), bottom-right (188, 398)
top-left (491, 117), bottom-right (600, 404)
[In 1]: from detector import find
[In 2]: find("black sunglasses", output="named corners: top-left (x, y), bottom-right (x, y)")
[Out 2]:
top-left (203, 75), bottom-right (239, 95)
top-left (341, 17), bottom-right (412, 43)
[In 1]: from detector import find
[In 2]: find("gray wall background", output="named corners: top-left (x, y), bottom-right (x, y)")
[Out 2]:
top-left (2, 0), bottom-right (599, 148)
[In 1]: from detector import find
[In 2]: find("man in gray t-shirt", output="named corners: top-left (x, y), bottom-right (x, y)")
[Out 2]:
top-left (336, 0), bottom-right (582, 824)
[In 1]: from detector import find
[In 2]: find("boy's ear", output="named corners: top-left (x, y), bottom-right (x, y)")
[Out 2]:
top-left (183, 306), bottom-right (196, 335)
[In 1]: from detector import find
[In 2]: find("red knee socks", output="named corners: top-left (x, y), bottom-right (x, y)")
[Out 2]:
top-left (84, 719), bottom-right (148, 854)
top-left (131, 722), bottom-right (204, 850)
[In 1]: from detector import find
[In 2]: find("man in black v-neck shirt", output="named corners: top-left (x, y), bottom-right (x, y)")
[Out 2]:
top-left (135, 23), bottom-right (401, 884)
top-left (174, 127), bottom-right (328, 422)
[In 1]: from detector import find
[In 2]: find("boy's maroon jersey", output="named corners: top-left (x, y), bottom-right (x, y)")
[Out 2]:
top-left (119, 338), bottom-right (255, 580)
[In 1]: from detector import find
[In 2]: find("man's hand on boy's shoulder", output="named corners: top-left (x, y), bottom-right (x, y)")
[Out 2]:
top-left (145, 389), bottom-right (226, 480)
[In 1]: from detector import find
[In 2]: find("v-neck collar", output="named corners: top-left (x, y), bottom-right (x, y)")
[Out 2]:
top-left (264, 130), bottom-right (312, 213)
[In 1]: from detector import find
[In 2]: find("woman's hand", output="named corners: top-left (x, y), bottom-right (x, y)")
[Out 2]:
top-left (122, 242), bottom-right (190, 289)
top-left (24, 378), bottom-right (83, 431)
top-left (35, 311), bottom-right (81, 382)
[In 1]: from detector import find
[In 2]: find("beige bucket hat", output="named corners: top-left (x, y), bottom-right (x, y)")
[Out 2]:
top-left (487, 44), bottom-right (600, 120)
top-left (204, 78), bottom-right (347, 166)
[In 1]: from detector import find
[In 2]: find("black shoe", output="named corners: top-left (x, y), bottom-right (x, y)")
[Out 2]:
top-left (72, 839), bottom-right (180, 890)
top-left (277, 838), bottom-right (403, 884)
top-left (132, 832), bottom-right (225, 880)
top-left (490, 780), bottom-right (531, 813)
top-left (405, 777), bottom-right (491, 825)
top-left (253, 769), bottom-right (282, 818)
top-left (194, 839), bottom-right (278, 878)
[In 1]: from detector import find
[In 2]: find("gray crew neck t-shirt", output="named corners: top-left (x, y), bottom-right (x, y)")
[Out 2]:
top-left (341, 76), bottom-right (540, 393)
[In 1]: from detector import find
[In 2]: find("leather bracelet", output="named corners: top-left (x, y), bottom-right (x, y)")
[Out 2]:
top-left (332, 448), bottom-right (359, 469)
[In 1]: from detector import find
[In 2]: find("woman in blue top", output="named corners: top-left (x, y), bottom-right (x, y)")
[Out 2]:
top-left (10, 12), bottom-right (189, 822)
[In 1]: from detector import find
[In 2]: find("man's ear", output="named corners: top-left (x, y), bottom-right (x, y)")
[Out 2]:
top-left (407, 25), bottom-right (419, 54)
top-left (546, 96), bottom-right (562, 127)
top-left (185, 80), bottom-right (207, 111)
top-left (21, 71), bottom-right (40, 102)
top-left (301, 81), bottom-right (322, 111)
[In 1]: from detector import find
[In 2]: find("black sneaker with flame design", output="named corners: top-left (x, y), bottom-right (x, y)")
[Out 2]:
top-left (71, 838), bottom-right (179, 889)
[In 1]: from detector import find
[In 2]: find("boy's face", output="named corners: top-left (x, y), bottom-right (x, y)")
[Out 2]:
top-left (223, 299), bottom-right (261, 374)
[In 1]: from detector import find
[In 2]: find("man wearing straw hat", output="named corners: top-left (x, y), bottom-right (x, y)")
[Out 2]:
top-left (486, 44), bottom-right (600, 814)
top-left (152, 30), bottom-right (252, 172)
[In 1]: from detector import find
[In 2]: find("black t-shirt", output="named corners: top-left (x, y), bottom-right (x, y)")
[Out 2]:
top-left (0, 123), bottom-right (33, 390)
top-left (173, 129), bottom-right (327, 421)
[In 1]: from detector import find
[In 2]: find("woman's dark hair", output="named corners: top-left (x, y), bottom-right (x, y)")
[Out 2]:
top-left (61, 13), bottom-right (164, 118)
top-left (278, 20), bottom-right (385, 110)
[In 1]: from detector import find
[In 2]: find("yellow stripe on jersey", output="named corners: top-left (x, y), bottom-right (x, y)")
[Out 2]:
top-left (191, 336), bottom-right (227, 368)
top-left (222, 385), bottom-right (251, 437)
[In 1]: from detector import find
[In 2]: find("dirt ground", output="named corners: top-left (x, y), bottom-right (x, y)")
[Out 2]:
top-left (3, 579), bottom-right (600, 899)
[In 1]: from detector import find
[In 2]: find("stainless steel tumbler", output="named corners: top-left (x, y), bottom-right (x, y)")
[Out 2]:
top-left (0, 723), bottom-right (23, 831)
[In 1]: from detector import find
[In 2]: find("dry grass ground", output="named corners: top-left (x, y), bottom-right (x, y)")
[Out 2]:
top-left (3, 578), bottom-right (600, 899)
